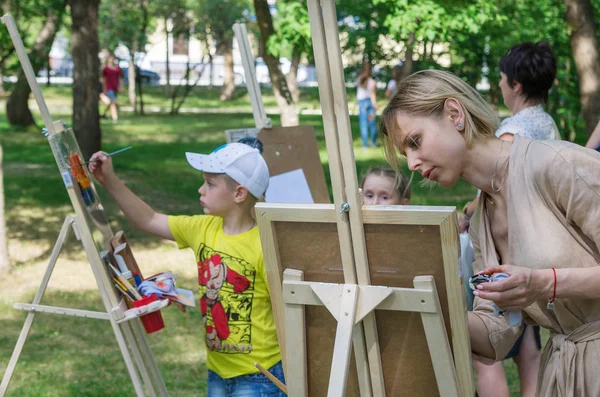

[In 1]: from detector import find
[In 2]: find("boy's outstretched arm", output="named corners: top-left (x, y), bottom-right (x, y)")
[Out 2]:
top-left (88, 151), bottom-right (174, 241)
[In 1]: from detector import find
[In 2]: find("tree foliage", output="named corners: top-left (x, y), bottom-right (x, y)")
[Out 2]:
top-left (99, 0), bottom-right (153, 53)
top-left (267, 0), bottom-right (312, 61)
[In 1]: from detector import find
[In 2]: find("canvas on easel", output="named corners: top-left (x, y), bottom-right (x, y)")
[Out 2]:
top-left (256, 203), bottom-right (472, 396)
top-left (0, 14), bottom-right (168, 397)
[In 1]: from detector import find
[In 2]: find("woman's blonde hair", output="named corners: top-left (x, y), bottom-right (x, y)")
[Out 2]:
top-left (380, 69), bottom-right (499, 172)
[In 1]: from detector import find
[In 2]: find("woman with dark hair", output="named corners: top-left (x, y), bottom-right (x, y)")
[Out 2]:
top-left (380, 69), bottom-right (600, 397)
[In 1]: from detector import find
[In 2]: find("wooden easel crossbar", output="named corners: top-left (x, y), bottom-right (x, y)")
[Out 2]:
top-left (0, 14), bottom-right (169, 397)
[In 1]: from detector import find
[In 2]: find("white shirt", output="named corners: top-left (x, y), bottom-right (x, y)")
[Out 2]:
top-left (495, 105), bottom-right (558, 140)
top-left (386, 79), bottom-right (398, 96)
top-left (356, 78), bottom-right (375, 100)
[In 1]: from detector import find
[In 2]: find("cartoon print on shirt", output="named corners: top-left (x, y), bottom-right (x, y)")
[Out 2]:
top-left (197, 245), bottom-right (256, 353)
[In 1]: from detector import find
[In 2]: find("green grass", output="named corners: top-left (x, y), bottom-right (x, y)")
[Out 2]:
top-left (0, 86), bottom-right (525, 396)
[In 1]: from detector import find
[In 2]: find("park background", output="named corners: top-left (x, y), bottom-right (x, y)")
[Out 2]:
top-left (1, 0), bottom-right (599, 395)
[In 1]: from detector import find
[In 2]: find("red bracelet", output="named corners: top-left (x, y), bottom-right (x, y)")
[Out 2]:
top-left (547, 268), bottom-right (557, 311)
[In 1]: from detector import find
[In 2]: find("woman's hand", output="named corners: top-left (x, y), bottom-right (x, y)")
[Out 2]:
top-left (87, 151), bottom-right (116, 186)
top-left (473, 265), bottom-right (553, 311)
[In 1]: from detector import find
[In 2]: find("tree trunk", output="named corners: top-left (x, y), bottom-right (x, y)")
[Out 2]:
top-left (253, 0), bottom-right (298, 126)
top-left (287, 46), bottom-right (301, 102)
top-left (220, 37), bottom-right (235, 101)
top-left (0, 70), bottom-right (5, 96)
top-left (137, 64), bottom-right (145, 115)
top-left (137, 0), bottom-right (149, 115)
top-left (208, 53), bottom-right (214, 88)
top-left (0, 144), bottom-right (10, 275)
top-left (69, 0), bottom-right (101, 160)
top-left (128, 55), bottom-right (136, 109)
top-left (165, 18), bottom-right (171, 94)
top-left (402, 31), bottom-right (416, 80)
top-left (46, 57), bottom-right (51, 86)
top-left (6, 4), bottom-right (65, 127)
top-left (565, 0), bottom-right (600, 136)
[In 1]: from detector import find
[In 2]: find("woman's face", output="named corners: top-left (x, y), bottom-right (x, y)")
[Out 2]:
top-left (394, 112), bottom-right (467, 188)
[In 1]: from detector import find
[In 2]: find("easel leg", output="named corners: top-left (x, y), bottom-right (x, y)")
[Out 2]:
top-left (284, 271), bottom-right (307, 397)
top-left (0, 216), bottom-right (74, 397)
top-left (120, 321), bottom-right (159, 397)
top-left (106, 311), bottom-right (148, 396)
top-left (129, 320), bottom-right (170, 397)
top-left (327, 285), bottom-right (359, 397)
top-left (351, 323), bottom-right (374, 397)
top-left (414, 277), bottom-right (460, 397)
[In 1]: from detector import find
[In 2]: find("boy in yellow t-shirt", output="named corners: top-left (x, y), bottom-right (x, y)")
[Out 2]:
top-left (89, 143), bottom-right (284, 396)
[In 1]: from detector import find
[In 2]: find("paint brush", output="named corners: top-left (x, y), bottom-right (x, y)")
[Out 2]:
top-left (84, 146), bottom-right (133, 164)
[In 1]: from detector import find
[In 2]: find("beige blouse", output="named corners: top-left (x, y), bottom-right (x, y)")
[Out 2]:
top-left (470, 135), bottom-right (600, 397)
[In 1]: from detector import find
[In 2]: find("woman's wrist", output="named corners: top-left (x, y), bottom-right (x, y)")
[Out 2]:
top-left (533, 268), bottom-right (555, 301)
top-left (462, 201), bottom-right (473, 218)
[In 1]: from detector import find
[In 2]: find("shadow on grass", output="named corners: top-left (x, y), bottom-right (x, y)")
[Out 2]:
top-left (0, 284), bottom-right (206, 397)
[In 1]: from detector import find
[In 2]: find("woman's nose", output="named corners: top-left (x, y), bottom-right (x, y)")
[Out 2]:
top-left (406, 152), bottom-right (421, 172)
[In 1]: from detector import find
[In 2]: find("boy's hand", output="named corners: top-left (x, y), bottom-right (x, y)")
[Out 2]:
top-left (88, 151), bottom-right (117, 185)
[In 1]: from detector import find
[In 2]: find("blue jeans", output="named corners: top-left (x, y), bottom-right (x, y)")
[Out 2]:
top-left (107, 90), bottom-right (117, 101)
top-left (207, 361), bottom-right (286, 397)
top-left (358, 98), bottom-right (377, 147)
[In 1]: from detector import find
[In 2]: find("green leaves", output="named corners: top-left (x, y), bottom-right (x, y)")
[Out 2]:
top-left (268, 0), bottom-right (312, 59)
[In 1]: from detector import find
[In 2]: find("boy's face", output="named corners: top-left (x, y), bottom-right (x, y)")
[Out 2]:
top-left (198, 173), bottom-right (238, 216)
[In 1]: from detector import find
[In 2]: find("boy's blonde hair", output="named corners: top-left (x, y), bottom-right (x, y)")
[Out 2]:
top-left (360, 167), bottom-right (412, 201)
top-left (380, 70), bottom-right (499, 172)
top-left (219, 174), bottom-right (259, 207)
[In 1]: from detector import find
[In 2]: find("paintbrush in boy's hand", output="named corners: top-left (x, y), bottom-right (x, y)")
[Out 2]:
top-left (84, 146), bottom-right (133, 164)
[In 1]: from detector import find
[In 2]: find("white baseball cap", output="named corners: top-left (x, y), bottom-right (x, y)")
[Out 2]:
top-left (185, 143), bottom-right (270, 199)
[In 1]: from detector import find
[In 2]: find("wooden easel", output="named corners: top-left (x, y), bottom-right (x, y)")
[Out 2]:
top-left (230, 23), bottom-right (331, 205)
top-left (233, 23), bottom-right (272, 130)
top-left (254, 0), bottom-right (475, 395)
top-left (0, 14), bottom-right (169, 397)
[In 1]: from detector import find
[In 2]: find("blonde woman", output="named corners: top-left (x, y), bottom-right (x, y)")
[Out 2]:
top-left (380, 69), bottom-right (600, 397)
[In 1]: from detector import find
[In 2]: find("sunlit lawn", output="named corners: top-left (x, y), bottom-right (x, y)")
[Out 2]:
top-left (0, 85), bottom-right (540, 396)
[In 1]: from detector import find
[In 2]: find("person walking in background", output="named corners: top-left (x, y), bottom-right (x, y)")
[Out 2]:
top-left (101, 53), bottom-right (123, 124)
top-left (357, 62), bottom-right (378, 148)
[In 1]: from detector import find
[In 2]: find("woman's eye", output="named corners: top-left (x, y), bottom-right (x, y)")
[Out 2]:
top-left (409, 136), bottom-right (420, 149)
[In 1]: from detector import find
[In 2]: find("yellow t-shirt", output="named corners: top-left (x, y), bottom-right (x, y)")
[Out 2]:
top-left (168, 215), bottom-right (281, 378)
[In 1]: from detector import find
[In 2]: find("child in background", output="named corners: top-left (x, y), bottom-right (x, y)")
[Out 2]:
top-left (88, 143), bottom-right (285, 397)
top-left (360, 167), bottom-right (411, 205)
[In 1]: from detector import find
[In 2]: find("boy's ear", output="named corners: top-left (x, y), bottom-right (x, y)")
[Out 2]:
top-left (233, 185), bottom-right (250, 203)
top-left (400, 198), bottom-right (410, 205)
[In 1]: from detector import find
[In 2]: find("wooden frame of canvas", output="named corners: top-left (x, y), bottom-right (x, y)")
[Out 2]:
top-left (256, 204), bottom-right (474, 396)
top-left (253, 0), bottom-right (475, 395)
